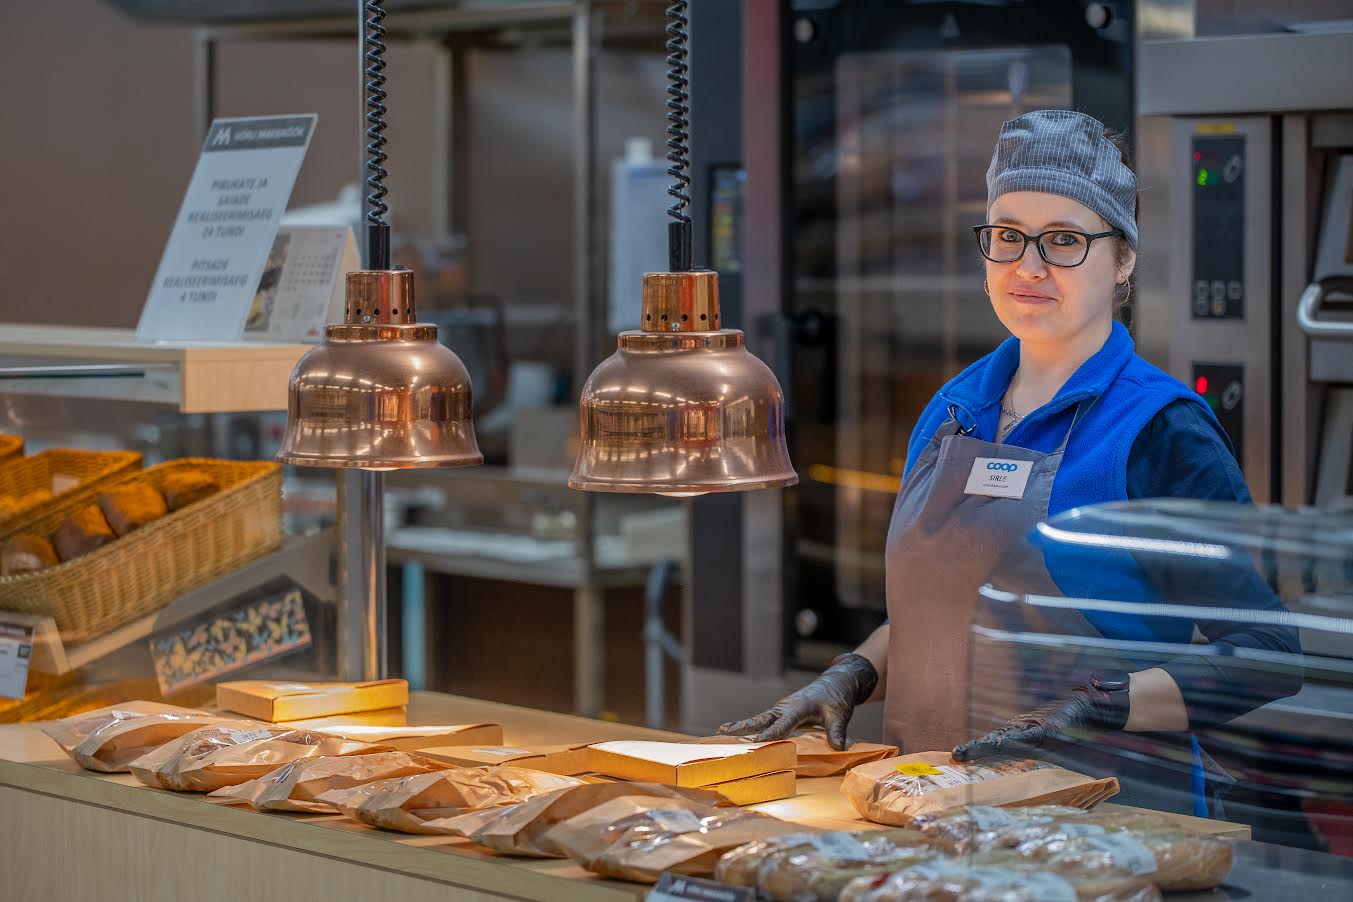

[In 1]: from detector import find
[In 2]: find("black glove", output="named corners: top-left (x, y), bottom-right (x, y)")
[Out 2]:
top-left (717, 653), bottom-right (878, 751)
top-left (951, 683), bottom-right (1129, 762)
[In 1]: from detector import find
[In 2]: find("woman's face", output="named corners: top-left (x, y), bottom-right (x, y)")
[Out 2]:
top-left (983, 191), bottom-right (1135, 346)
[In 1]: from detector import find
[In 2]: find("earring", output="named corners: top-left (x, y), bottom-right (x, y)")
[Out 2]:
top-left (1118, 277), bottom-right (1132, 306)
top-left (983, 279), bottom-right (990, 297)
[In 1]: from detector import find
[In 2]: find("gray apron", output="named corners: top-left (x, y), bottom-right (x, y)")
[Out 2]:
top-left (883, 403), bottom-right (1086, 753)
top-left (883, 401), bottom-right (1231, 818)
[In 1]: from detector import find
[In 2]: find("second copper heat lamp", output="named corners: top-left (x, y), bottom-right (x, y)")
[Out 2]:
top-left (568, 1), bottom-right (797, 495)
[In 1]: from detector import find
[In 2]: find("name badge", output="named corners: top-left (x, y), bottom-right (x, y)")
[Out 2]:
top-left (964, 457), bottom-right (1032, 499)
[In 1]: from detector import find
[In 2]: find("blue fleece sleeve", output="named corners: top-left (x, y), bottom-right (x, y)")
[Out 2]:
top-left (1127, 400), bottom-right (1302, 727)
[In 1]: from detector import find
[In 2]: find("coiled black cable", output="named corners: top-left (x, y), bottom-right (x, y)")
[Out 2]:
top-left (665, 0), bottom-right (692, 272)
top-left (363, 0), bottom-right (391, 269)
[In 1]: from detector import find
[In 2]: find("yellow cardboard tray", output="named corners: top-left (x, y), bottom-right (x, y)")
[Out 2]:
top-left (585, 740), bottom-right (797, 788)
top-left (215, 680), bottom-right (410, 723)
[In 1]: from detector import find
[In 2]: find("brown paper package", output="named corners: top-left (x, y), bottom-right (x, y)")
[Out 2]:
top-left (209, 750), bottom-right (452, 813)
top-left (316, 766), bottom-right (584, 834)
top-left (841, 752), bottom-right (1119, 826)
top-left (443, 782), bottom-right (735, 858)
top-left (544, 797), bottom-right (805, 883)
top-left (41, 701), bottom-right (221, 773)
top-left (128, 723), bottom-right (381, 792)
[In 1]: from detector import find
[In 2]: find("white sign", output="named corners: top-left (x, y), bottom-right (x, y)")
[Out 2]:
top-left (0, 621), bottom-right (35, 700)
top-left (964, 457), bottom-right (1033, 499)
top-left (137, 114), bottom-right (318, 343)
top-left (244, 226), bottom-right (358, 341)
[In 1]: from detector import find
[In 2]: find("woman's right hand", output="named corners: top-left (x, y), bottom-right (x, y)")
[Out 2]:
top-left (717, 653), bottom-right (878, 751)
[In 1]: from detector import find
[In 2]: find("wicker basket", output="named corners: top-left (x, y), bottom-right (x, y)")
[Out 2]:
top-left (0, 435), bottom-right (22, 464)
top-left (0, 449), bottom-right (142, 534)
top-left (0, 458), bottom-right (283, 643)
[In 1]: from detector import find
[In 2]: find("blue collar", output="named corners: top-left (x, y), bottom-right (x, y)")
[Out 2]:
top-left (940, 320), bottom-right (1137, 420)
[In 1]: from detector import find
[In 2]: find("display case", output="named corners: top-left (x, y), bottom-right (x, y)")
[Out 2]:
top-left (0, 331), bottom-right (343, 723)
top-left (970, 499), bottom-right (1352, 853)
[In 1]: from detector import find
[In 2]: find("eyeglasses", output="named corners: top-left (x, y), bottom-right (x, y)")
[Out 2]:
top-left (973, 224), bottom-right (1123, 268)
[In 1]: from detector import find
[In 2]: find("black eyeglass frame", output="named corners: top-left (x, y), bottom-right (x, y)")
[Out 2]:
top-left (972, 224), bottom-right (1124, 268)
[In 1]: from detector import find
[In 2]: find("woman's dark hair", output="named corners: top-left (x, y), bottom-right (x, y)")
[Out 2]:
top-left (1103, 128), bottom-right (1137, 312)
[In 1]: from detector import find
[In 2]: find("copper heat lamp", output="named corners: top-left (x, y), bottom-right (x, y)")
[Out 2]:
top-left (276, 1), bottom-right (479, 681)
top-left (278, 4), bottom-right (480, 470)
top-left (568, 1), bottom-right (796, 495)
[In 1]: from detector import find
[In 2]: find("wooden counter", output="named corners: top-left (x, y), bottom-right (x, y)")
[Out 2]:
top-left (0, 691), bottom-right (1249, 902)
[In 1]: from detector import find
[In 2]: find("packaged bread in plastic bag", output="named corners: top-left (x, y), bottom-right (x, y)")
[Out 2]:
top-left (842, 753), bottom-right (1118, 826)
top-left (721, 828), bottom-right (937, 902)
top-left (41, 701), bottom-right (222, 773)
top-left (208, 751), bottom-right (449, 813)
top-left (907, 804), bottom-right (1090, 853)
top-left (545, 797), bottom-right (805, 883)
top-left (445, 781), bottom-right (734, 857)
top-left (317, 766), bottom-right (583, 834)
top-left (128, 723), bottom-right (378, 791)
top-left (695, 731), bottom-right (898, 778)
top-left (1001, 825), bottom-right (1234, 892)
top-left (839, 858), bottom-right (1161, 902)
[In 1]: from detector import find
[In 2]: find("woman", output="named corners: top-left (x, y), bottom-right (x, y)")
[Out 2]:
top-left (720, 110), bottom-right (1300, 816)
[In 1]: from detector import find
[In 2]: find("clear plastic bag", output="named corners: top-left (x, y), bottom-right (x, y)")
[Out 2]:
top-left (41, 701), bottom-right (222, 773)
top-left (208, 750), bottom-right (449, 813)
top-left (545, 796), bottom-right (804, 883)
top-left (316, 766), bottom-right (583, 834)
top-left (445, 781), bottom-right (733, 857)
top-left (842, 754), bottom-right (1118, 826)
top-left (128, 723), bottom-right (377, 791)
top-left (839, 858), bottom-right (1161, 902)
top-left (1002, 827), bottom-right (1235, 892)
top-left (752, 830), bottom-right (939, 902)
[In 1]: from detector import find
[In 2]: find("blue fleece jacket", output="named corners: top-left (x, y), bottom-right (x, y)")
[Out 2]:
top-left (902, 320), bottom-right (1301, 729)
top-left (903, 321), bottom-right (1200, 515)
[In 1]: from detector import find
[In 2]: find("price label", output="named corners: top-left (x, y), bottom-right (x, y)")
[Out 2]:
top-left (0, 621), bottom-right (35, 700)
top-left (646, 873), bottom-right (753, 902)
top-left (894, 762), bottom-right (943, 777)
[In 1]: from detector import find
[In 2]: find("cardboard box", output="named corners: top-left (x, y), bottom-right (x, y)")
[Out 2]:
top-left (585, 740), bottom-right (797, 787)
top-left (704, 769), bottom-right (796, 806)
top-left (282, 707), bottom-right (409, 729)
top-left (290, 723), bottom-right (503, 752)
top-left (215, 680), bottom-right (410, 723)
top-left (420, 744), bottom-right (591, 776)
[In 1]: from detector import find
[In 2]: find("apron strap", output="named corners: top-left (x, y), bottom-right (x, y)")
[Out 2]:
top-left (945, 404), bottom-right (974, 436)
top-left (1054, 394), bottom-right (1103, 455)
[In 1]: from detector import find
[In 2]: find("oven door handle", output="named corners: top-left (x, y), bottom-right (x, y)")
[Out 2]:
top-left (1297, 278), bottom-right (1353, 337)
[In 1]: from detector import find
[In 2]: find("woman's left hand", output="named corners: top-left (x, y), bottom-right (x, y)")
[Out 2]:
top-left (952, 682), bottom-right (1129, 761)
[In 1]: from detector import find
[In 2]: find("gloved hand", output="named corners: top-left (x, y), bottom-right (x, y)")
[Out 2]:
top-left (717, 653), bottom-right (878, 751)
top-left (951, 683), bottom-right (1129, 762)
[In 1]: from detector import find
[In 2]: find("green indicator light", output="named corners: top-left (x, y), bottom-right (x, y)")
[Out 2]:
top-left (1197, 169), bottom-right (1209, 187)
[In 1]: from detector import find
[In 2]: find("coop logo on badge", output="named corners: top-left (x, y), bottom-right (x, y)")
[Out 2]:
top-left (986, 461), bottom-right (1019, 472)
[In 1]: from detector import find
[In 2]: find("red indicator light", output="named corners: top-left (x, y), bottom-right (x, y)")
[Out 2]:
top-left (1193, 152), bottom-right (1202, 161)
top-left (1195, 376), bottom-right (1209, 394)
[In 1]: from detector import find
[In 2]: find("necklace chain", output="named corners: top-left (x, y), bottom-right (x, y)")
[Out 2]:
top-left (999, 388), bottom-right (1023, 438)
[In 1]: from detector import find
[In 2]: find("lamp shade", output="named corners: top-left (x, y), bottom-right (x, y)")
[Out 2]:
top-left (569, 270), bottom-right (797, 493)
top-left (277, 270), bottom-right (482, 469)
